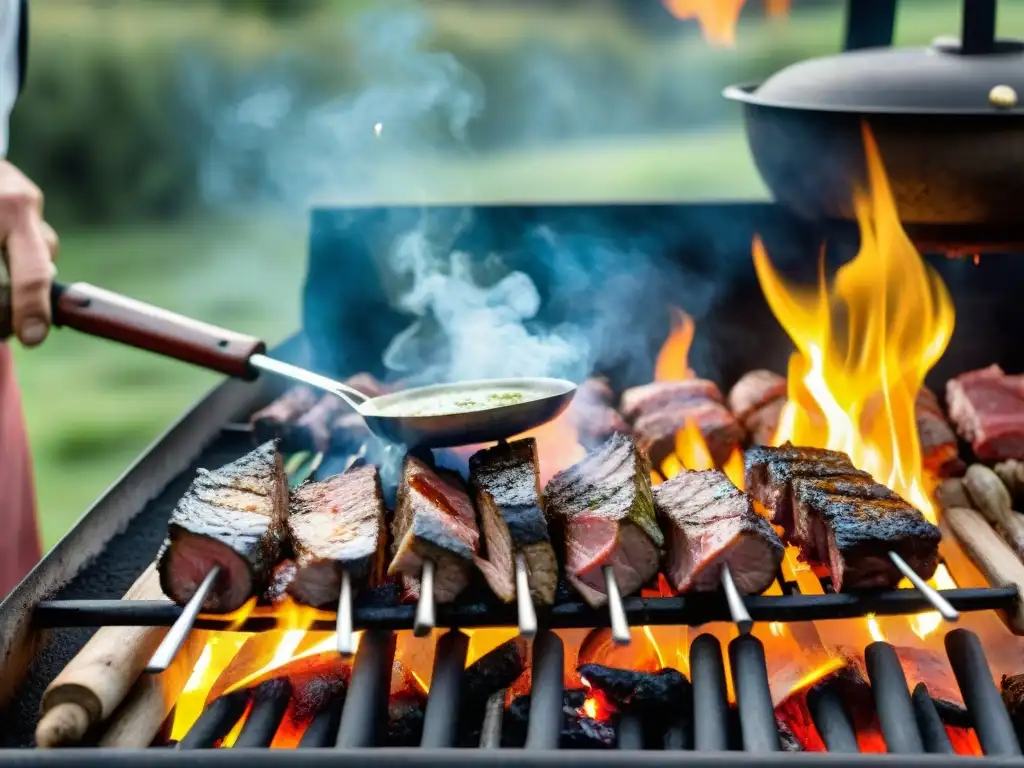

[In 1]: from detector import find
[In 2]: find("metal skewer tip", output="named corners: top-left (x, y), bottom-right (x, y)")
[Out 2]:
top-left (514, 553), bottom-right (538, 639)
top-left (413, 559), bottom-right (436, 637)
top-left (888, 551), bottom-right (959, 622)
top-left (720, 564), bottom-right (754, 635)
top-left (602, 566), bottom-right (631, 646)
top-left (336, 569), bottom-right (355, 656)
top-left (146, 565), bottom-right (221, 674)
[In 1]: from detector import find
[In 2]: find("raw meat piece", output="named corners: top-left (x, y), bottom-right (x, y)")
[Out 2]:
top-left (286, 465), bottom-right (387, 607)
top-left (544, 434), bottom-right (663, 607)
top-left (947, 365), bottom-right (1024, 461)
top-left (389, 457), bottom-right (480, 603)
top-left (158, 441), bottom-right (289, 612)
top-left (653, 469), bottom-right (783, 594)
top-left (469, 438), bottom-right (557, 605)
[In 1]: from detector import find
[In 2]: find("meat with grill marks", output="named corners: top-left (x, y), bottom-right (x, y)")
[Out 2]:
top-left (389, 457), bottom-right (480, 603)
top-left (158, 441), bottom-right (289, 612)
top-left (746, 443), bottom-right (940, 591)
top-left (544, 434), bottom-right (663, 607)
top-left (653, 469), bottom-right (783, 594)
top-left (469, 439), bottom-right (557, 604)
top-left (286, 465), bottom-right (388, 608)
top-left (620, 379), bottom-right (743, 467)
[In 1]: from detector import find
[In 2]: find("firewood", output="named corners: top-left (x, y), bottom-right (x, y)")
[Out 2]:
top-left (995, 459), bottom-right (1024, 508)
top-left (943, 505), bottom-right (1024, 635)
top-left (963, 464), bottom-right (1024, 560)
top-left (35, 565), bottom-right (169, 748)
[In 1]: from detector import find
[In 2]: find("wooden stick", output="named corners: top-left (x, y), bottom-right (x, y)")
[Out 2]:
top-left (36, 565), bottom-right (168, 748)
top-left (944, 505), bottom-right (1024, 635)
top-left (963, 464), bottom-right (1024, 560)
top-left (98, 629), bottom-right (209, 748)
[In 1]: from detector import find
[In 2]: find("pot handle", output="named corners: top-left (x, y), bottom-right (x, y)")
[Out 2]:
top-left (843, 0), bottom-right (897, 51)
top-left (1, 277), bottom-right (265, 380)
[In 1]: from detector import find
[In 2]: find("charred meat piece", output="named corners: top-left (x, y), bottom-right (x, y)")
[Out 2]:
top-left (745, 443), bottom-right (868, 534)
top-left (621, 380), bottom-right (743, 467)
top-left (544, 434), bottom-right (663, 607)
top-left (915, 387), bottom-right (963, 478)
top-left (728, 369), bottom-right (787, 447)
top-left (249, 387), bottom-right (319, 447)
top-left (653, 469), bottom-right (783, 594)
top-left (568, 377), bottom-right (631, 450)
top-left (286, 465), bottom-right (387, 608)
top-left (389, 457), bottom-right (480, 603)
top-left (158, 441), bottom-right (289, 612)
top-left (469, 438), bottom-right (558, 605)
top-left (947, 365), bottom-right (1024, 461)
top-left (748, 443), bottom-right (940, 590)
top-left (1001, 673), bottom-right (1024, 744)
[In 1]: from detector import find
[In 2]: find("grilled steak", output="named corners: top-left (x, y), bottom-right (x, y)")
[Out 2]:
top-left (621, 379), bottom-right (742, 467)
top-left (947, 365), bottom-right (1024, 461)
top-left (389, 457), bottom-right (480, 603)
top-left (158, 441), bottom-right (289, 612)
top-left (568, 377), bottom-right (631, 450)
top-left (728, 369), bottom-right (787, 447)
top-left (915, 388), bottom-right (963, 478)
top-left (469, 438), bottom-right (557, 604)
top-left (653, 469), bottom-right (783, 594)
top-left (747, 443), bottom-right (940, 591)
top-left (286, 465), bottom-right (388, 607)
top-left (745, 443), bottom-right (868, 534)
top-left (250, 387), bottom-right (319, 447)
top-left (544, 434), bottom-right (663, 607)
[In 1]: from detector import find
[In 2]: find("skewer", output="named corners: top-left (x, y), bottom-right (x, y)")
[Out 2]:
top-left (514, 553), bottom-right (537, 638)
top-left (720, 564), bottom-right (754, 635)
top-left (413, 559), bottom-right (436, 637)
top-left (602, 566), bottom-right (631, 645)
top-left (336, 569), bottom-right (355, 656)
top-left (145, 566), bottom-right (220, 674)
top-left (888, 551), bottom-right (959, 622)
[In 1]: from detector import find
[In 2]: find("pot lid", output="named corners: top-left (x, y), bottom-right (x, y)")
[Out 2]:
top-left (727, 38), bottom-right (1024, 116)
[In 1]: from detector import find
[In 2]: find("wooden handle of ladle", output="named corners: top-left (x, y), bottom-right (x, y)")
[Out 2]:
top-left (0, 278), bottom-right (265, 379)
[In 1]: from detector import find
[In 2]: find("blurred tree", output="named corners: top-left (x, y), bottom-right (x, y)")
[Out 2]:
top-left (215, 0), bottom-right (322, 19)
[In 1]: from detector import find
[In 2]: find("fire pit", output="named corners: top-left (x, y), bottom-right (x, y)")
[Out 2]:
top-left (4, 1), bottom-right (1024, 762)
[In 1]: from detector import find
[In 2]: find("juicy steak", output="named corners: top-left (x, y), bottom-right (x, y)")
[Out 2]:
top-left (286, 465), bottom-right (388, 608)
top-left (947, 365), bottom-right (1024, 461)
top-left (544, 434), bottom-right (663, 607)
top-left (389, 456), bottom-right (480, 603)
top-left (158, 441), bottom-right (289, 612)
top-left (653, 469), bottom-right (783, 594)
top-left (469, 438), bottom-right (558, 605)
top-left (746, 443), bottom-right (940, 591)
top-left (620, 380), bottom-right (742, 467)
top-left (568, 377), bottom-right (631, 450)
top-left (728, 369), bottom-right (787, 447)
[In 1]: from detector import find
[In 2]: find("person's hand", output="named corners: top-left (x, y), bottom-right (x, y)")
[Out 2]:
top-left (1, 159), bottom-right (58, 347)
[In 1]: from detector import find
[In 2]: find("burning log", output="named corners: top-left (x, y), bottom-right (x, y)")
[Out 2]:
top-left (578, 663), bottom-right (691, 744)
top-left (35, 565), bottom-right (169, 748)
top-left (963, 464), bottom-right (1024, 561)
top-left (620, 380), bottom-right (743, 468)
top-left (943, 505), bottom-right (1024, 634)
top-left (505, 689), bottom-right (615, 749)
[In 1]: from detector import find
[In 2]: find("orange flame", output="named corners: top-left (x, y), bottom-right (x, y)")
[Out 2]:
top-left (752, 124), bottom-right (955, 522)
top-left (661, 0), bottom-right (790, 47)
top-left (654, 307), bottom-right (695, 382)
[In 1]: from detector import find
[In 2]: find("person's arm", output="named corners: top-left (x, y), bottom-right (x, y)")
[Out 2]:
top-left (1, 0), bottom-right (57, 348)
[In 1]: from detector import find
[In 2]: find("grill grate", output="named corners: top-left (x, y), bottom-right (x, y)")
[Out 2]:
top-left (168, 627), bottom-right (1020, 754)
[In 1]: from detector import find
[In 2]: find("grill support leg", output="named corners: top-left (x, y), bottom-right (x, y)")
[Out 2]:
top-left (420, 630), bottom-right (469, 748)
top-left (335, 630), bottom-right (396, 748)
top-left (525, 630), bottom-right (564, 750)
top-left (911, 683), bottom-right (954, 755)
top-left (690, 634), bottom-right (729, 751)
top-left (807, 685), bottom-right (859, 753)
top-left (865, 641), bottom-right (924, 754)
top-left (729, 634), bottom-right (781, 753)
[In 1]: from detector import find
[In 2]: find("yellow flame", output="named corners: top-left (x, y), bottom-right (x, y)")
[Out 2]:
top-left (654, 308), bottom-right (695, 382)
top-left (783, 657), bottom-right (845, 699)
top-left (907, 564), bottom-right (957, 639)
top-left (866, 614), bottom-right (886, 643)
top-left (642, 625), bottom-right (667, 669)
top-left (769, 622), bottom-right (785, 637)
top-left (753, 124), bottom-right (955, 522)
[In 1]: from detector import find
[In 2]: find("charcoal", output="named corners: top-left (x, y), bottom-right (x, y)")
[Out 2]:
top-left (463, 637), bottom-right (529, 708)
top-left (777, 717), bottom-right (804, 752)
top-left (388, 691), bottom-right (427, 747)
top-left (930, 694), bottom-right (973, 729)
top-left (504, 690), bottom-right (615, 749)
top-left (1001, 673), bottom-right (1024, 743)
top-left (577, 664), bottom-right (691, 720)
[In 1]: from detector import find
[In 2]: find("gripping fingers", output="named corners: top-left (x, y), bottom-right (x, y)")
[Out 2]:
top-left (7, 214), bottom-right (53, 346)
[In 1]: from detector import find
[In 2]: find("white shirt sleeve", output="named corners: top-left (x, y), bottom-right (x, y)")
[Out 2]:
top-left (0, 0), bottom-right (21, 158)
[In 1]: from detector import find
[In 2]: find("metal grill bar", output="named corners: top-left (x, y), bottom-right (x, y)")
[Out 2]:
top-left (298, 697), bottom-right (344, 749)
top-left (233, 680), bottom-right (291, 749)
top-left (689, 634), bottom-right (729, 751)
top-left (944, 629), bottom-right (1022, 757)
top-left (617, 716), bottom-right (644, 750)
top-left (420, 631), bottom-right (469, 748)
top-left (524, 631), bottom-right (564, 750)
top-left (178, 690), bottom-right (251, 749)
top-left (807, 685), bottom-right (859, 753)
top-left (335, 630), bottom-right (395, 748)
top-left (865, 642), bottom-right (924, 754)
top-left (729, 634), bottom-right (780, 753)
top-left (34, 587), bottom-right (1017, 632)
top-left (911, 684), bottom-right (954, 755)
